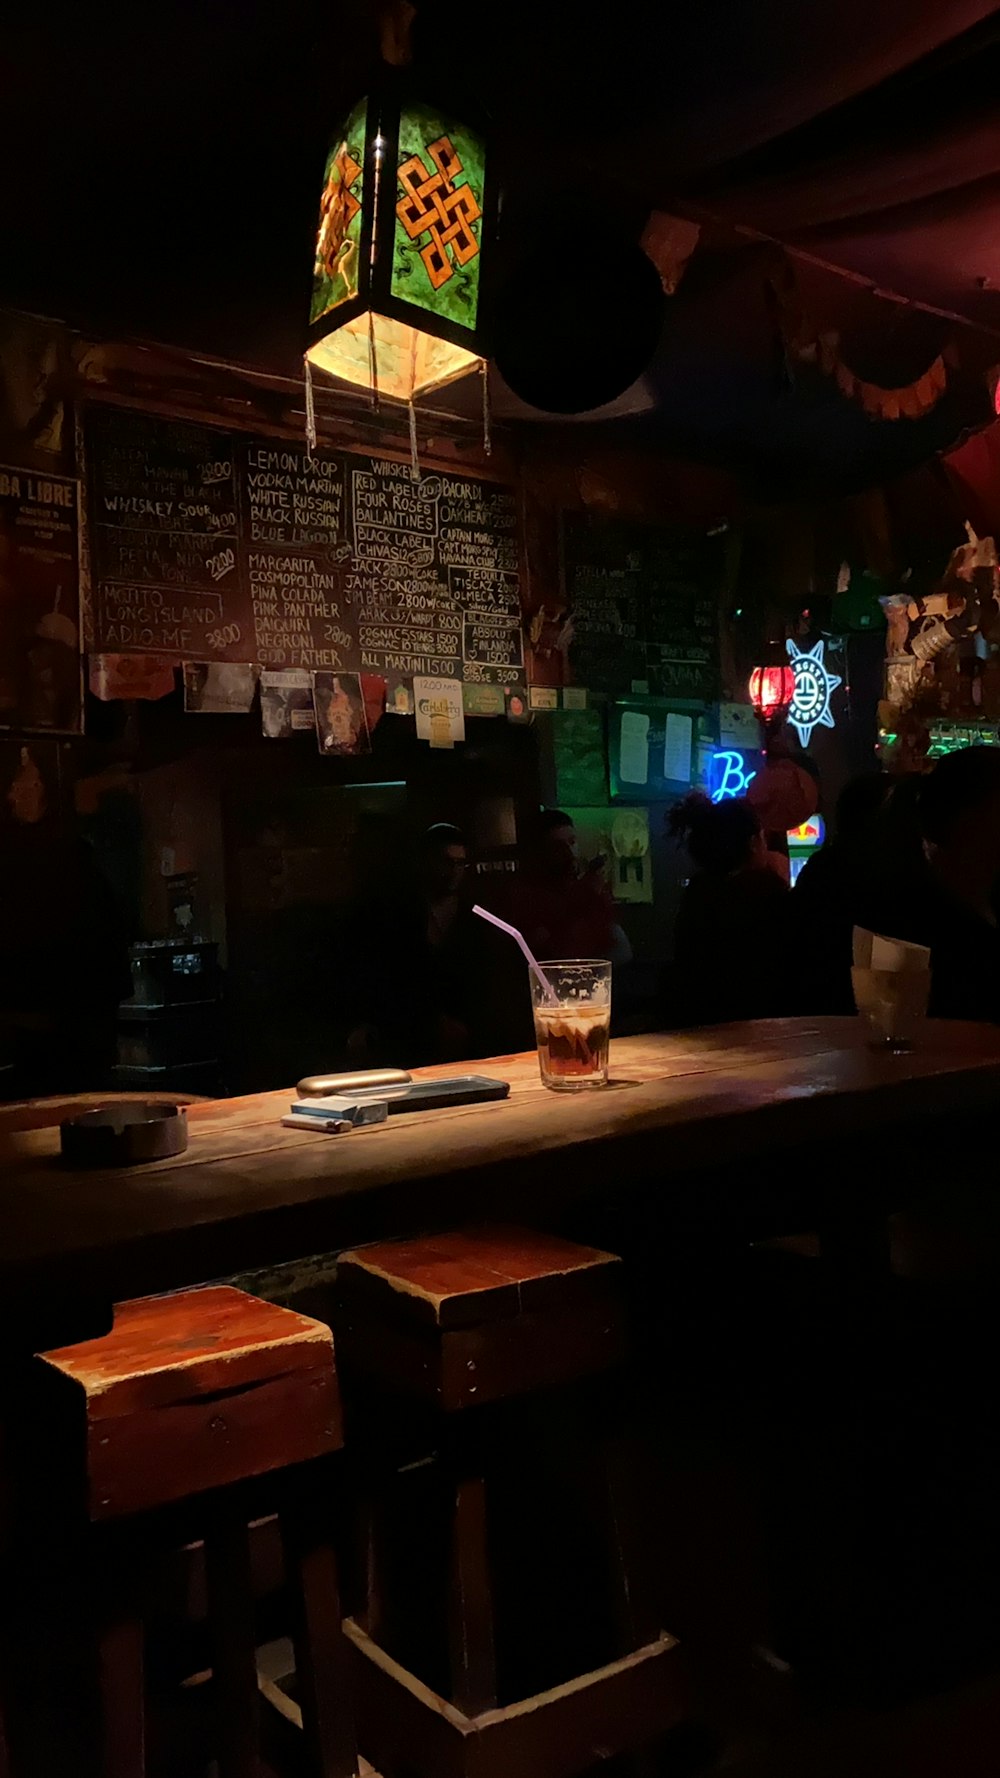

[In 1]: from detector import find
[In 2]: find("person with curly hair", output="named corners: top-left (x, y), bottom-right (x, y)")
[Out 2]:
top-left (663, 793), bottom-right (794, 1028)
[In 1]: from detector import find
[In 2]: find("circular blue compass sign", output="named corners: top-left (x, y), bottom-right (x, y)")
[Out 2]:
top-left (786, 639), bottom-right (842, 748)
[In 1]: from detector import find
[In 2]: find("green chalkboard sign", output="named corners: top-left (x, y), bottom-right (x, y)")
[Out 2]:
top-left (562, 514), bottom-right (725, 701)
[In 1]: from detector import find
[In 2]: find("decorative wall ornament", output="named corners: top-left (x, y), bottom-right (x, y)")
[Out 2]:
top-left (881, 525), bottom-right (1000, 731)
top-left (767, 260), bottom-right (954, 422)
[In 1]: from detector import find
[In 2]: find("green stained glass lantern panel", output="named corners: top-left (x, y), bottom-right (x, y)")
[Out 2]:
top-left (311, 99), bottom-right (368, 324)
top-left (391, 102), bottom-right (484, 333)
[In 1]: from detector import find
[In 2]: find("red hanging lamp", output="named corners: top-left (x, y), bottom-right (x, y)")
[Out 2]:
top-left (748, 664), bottom-right (796, 726)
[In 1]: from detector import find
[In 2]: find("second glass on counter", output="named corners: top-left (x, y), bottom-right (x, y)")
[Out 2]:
top-left (530, 960), bottom-right (611, 1091)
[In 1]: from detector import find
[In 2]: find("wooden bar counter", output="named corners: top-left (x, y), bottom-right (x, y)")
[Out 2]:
top-left (1, 1018), bottom-right (998, 1317)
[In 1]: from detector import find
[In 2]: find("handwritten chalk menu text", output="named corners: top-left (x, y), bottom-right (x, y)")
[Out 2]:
top-left (349, 462), bottom-right (520, 681)
top-left (562, 514), bottom-right (723, 700)
top-left (85, 407), bottom-right (245, 658)
top-left (243, 443), bottom-right (353, 669)
top-left (84, 406), bottom-right (523, 682)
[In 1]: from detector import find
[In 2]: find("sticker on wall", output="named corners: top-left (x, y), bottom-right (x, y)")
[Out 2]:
top-left (89, 654), bottom-right (177, 702)
top-left (663, 712), bottom-right (692, 785)
top-left (361, 674), bottom-right (387, 737)
top-left (562, 686), bottom-right (588, 710)
top-left (786, 639), bottom-right (842, 748)
top-left (183, 662), bottom-right (258, 715)
top-left (528, 686), bottom-right (558, 711)
top-left (260, 668), bottom-right (314, 738)
top-left (0, 461), bottom-right (81, 733)
top-left (717, 702), bottom-right (758, 750)
top-left (463, 683), bottom-right (505, 717)
top-left (313, 671), bottom-right (370, 755)
top-left (414, 676), bottom-right (465, 749)
top-left (385, 675), bottom-right (415, 716)
top-left (788, 814), bottom-right (826, 849)
top-left (505, 687), bottom-right (530, 723)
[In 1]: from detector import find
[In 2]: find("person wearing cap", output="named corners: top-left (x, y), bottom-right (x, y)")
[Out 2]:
top-left (340, 822), bottom-right (522, 1067)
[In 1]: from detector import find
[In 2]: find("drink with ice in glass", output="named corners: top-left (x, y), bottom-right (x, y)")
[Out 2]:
top-left (531, 961), bottom-right (612, 1090)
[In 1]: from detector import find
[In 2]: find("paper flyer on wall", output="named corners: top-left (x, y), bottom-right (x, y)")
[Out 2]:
top-left (618, 710), bottom-right (650, 785)
top-left (717, 701), bottom-right (758, 750)
top-left (260, 668), bottom-right (314, 738)
top-left (414, 676), bottom-right (465, 749)
top-left (0, 462), bottom-right (81, 733)
top-left (89, 654), bottom-right (177, 702)
top-left (313, 671), bottom-right (370, 755)
top-left (182, 662), bottom-right (258, 714)
top-left (385, 674), bottom-right (414, 716)
top-left (663, 711), bottom-right (693, 784)
top-left (462, 683), bottom-right (505, 717)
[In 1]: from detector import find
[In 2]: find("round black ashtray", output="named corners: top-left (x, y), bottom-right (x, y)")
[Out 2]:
top-left (60, 1102), bottom-right (188, 1168)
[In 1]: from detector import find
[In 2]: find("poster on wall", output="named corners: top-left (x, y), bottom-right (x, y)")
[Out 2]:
top-left (0, 313), bottom-right (71, 472)
top-left (414, 675), bottom-right (465, 748)
top-left (552, 706), bottom-right (607, 806)
top-left (562, 806), bottom-right (653, 905)
top-left (0, 464), bottom-right (81, 733)
top-left (182, 661), bottom-right (259, 715)
top-left (0, 736), bottom-right (67, 827)
top-left (314, 671), bottom-right (370, 756)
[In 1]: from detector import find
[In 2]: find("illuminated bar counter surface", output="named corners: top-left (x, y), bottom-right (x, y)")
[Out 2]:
top-left (1, 1018), bottom-right (999, 1315)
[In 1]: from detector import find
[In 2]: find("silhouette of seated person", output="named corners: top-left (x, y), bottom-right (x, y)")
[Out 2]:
top-left (868, 746), bottom-right (1000, 1024)
top-left (663, 793), bottom-right (794, 1028)
top-left (793, 772), bottom-right (892, 1012)
top-left (505, 809), bottom-right (616, 964)
top-left (341, 823), bottom-right (520, 1067)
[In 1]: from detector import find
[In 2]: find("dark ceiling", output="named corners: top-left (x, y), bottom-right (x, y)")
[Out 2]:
top-left (2, 2), bottom-right (998, 488)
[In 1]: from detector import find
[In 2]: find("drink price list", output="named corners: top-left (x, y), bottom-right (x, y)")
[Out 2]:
top-left (349, 463), bottom-right (521, 683)
top-left (83, 406), bottom-right (524, 685)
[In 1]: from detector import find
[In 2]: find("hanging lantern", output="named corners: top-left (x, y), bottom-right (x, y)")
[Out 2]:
top-left (748, 664), bottom-right (796, 725)
top-left (306, 84), bottom-right (490, 405)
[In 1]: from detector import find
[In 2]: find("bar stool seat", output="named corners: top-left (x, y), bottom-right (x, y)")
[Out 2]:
top-left (32, 1286), bottom-right (355, 1778)
top-left (338, 1225), bottom-right (626, 1410)
top-left (337, 1227), bottom-right (686, 1778)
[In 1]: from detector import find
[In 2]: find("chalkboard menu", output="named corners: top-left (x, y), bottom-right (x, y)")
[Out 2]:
top-left (562, 514), bottom-right (723, 700)
top-left (84, 405), bottom-right (523, 684)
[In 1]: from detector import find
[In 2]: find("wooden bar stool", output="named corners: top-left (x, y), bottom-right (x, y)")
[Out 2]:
top-left (33, 1285), bottom-right (356, 1778)
top-left (336, 1226), bottom-right (686, 1778)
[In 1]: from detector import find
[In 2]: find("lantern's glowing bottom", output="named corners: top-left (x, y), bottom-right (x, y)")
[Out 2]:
top-left (307, 312), bottom-right (480, 402)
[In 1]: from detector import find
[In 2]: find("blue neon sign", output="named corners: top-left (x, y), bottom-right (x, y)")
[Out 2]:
top-left (709, 749), bottom-right (757, 802)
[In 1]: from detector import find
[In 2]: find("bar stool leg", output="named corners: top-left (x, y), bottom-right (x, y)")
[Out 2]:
top-left (98, 1613), bottom-right (145, 1778)
top-left (203, 1500), bottom-right (261, 1778)
top-left (96, 1526), bottom-right (146, 1778)
top-left (279, 1464), bottom-right (357, 1778)
top-left (443, 1422), bottom-right (497, 1716)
